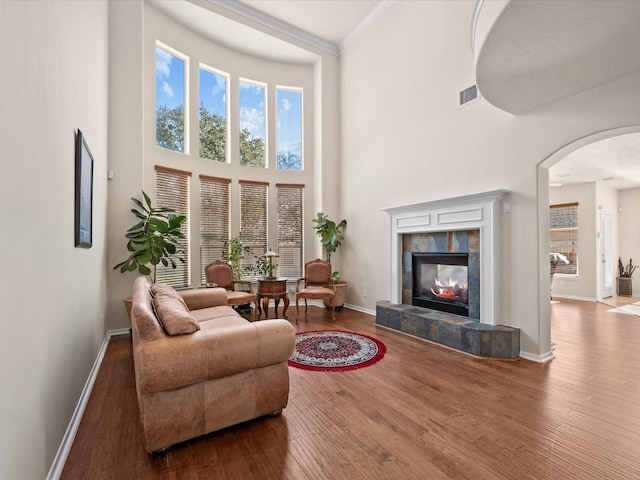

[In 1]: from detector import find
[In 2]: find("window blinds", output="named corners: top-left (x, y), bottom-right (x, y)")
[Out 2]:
top-left (240, 180), bottom-right (268, 278)
top-left (155, 166), bottom-right (191, 287)
top-left (277, 184), bottom-right (304, 278)
top-left (200, 175), bottom-right (230, 285)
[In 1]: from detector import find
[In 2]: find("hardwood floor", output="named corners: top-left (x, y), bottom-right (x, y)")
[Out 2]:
top-left (61, 300), bottom-right (640, 479)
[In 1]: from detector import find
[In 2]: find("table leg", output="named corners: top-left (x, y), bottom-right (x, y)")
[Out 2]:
top-left (257, 295), bottom-right (263, 320)
top-left (262, 297), bottom-right (269, 319)
top-left (282, 296), bottom-right (289, 318)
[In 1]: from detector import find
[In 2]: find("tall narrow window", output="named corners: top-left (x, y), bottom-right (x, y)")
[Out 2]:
top-left (276, 88), bottom-right (302, 171)
top-left (239, 80), bottom-right (266, 167)
top-left (155, 45), bottom-right (186, 153)
top-left (200, 175), bottom-right (230, 285)
top-left (240, 180), bottom-right (268, 277)
top-left (550, 203), bottom-right (578, 275)
top-left (155, 166), bottom-right (191, 287)
top-left (199, 67), bottom-right (228, 162)
top-left (277, 184), bottom-right (304, 278)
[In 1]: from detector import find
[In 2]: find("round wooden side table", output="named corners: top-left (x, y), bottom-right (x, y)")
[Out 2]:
top-left (257, 278), bottom-right (289, 319)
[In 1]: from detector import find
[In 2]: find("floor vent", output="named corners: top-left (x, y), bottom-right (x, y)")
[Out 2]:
top-left (459, 85), bottom-right (479, 107)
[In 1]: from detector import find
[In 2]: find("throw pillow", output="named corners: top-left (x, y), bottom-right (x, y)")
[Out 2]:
top-left (152, 288), bottom-right (200, 336)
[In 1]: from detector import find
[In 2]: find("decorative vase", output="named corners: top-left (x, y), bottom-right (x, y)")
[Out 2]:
top-left (325, 281), bottom-right (348, 311)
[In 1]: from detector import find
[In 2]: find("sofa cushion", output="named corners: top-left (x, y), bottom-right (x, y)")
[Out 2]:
top-left (152, 288), bottom-right (200, 336)
top-left (151, 283), bottom-right (183, 300)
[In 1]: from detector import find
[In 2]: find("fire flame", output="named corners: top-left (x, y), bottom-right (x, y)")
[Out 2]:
top-left (429, 278), bottom-right (467, 299)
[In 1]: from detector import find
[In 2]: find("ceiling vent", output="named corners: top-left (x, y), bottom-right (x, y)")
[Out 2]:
top-left (458, 85), bottom-right (479, 107)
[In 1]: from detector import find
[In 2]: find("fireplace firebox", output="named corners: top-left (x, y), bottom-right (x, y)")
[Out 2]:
top-left (412, 253), bottom-right (469, 316)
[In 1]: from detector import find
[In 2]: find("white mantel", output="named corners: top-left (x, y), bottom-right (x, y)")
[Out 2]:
top-left (382, 189), bottom-right (508, 326)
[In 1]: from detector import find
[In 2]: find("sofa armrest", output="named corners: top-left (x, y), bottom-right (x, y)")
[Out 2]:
top-left (137, 319), bottom-right (295, 394)
top-left (179, 287), bottom-right (228, 310)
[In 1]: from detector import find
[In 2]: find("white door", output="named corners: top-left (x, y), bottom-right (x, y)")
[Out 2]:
top-left (601, 213), bottom-right (613, 298)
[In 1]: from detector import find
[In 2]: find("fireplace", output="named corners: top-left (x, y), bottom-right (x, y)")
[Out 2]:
top-left (412, 253), bottom-right (469, 316)
top-left (378, 190), bottom-right (520, 358)
top-left (383, 189), bottom-right (507, 325)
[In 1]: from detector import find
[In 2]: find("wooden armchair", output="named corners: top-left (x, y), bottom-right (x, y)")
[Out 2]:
top-left (204, 261), bottom-right (257, 319)
top-left (295, 259), bottom-right (336, 321)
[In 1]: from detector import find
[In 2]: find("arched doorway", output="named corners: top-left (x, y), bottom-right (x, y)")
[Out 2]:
top-left (537, 126), bottom-right (640, 359)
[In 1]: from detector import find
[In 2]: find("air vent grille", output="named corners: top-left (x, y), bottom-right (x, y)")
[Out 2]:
top-left (459, 85), bottom-right (478, 107)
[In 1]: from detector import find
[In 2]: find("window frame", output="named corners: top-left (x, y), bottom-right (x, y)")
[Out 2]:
top-left (276, 86), bottom-right (303, 171)
top-left (238, 78), bottom-right (268, 168)
top-left (155, 41), bottom-right (189, 155)
top-left (198, 64), bottom-right (230, 163)
top-left (549, 202), bottom-right (579, 277)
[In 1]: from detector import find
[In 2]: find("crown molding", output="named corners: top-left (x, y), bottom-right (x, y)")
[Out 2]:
top-left (339, 0), bottom-right (394, 55)
top-left (206, 0), bottom-right (339, 56)
top-left (206, 0), bottom-right (394, 57)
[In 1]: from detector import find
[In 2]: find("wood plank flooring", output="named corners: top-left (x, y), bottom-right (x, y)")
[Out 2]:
top-left (61, 300), bottom-right (640, 479)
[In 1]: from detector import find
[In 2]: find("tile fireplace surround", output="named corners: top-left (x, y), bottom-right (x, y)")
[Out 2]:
top-left (379, 190), bottom-right (520, 359)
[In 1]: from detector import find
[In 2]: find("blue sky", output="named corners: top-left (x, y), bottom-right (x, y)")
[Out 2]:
top-left (239, 81), bottom-right (266, 144)
top-left (199, 68), bottom-right (227, 118)
top-left (155, 47), bottom-right (184, 110)
top-left (277, 89), bottom-right (302, 157)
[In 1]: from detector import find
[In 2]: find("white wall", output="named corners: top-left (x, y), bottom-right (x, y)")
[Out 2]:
top-left (619, 188), bottom-right (640, 295)
top-left (339, 0), bottom-right (640, 357)
top-left (0, 1), bottom-right (108, 478)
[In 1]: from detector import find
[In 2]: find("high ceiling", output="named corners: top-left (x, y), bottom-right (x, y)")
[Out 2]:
top-left (238, 0), bottom-right (382, 46)
top-left (151, 0), bottom-right (640, 190)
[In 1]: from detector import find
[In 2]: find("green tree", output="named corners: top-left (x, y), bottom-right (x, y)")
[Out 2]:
top-left (156, 105), bottom-right (184, 152)
top-left (240, 128), bottom-right (265, 167)
top-left (199, 103), bottom-right (226, 162)
top-left (277, 151), bottom-right (301, 170)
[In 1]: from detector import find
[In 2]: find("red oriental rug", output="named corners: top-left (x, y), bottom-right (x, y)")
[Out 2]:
top-left (288, 330), bottom-right (387, 372)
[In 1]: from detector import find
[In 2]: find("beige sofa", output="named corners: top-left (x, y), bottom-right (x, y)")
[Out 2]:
top-left (130, 276), bottom-right (295, 453)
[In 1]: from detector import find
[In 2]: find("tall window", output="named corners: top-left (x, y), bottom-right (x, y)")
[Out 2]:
top-left (277, 184), bottom-right (304, 278)
top-left (240, 181), bottom-right (268, 277)
top-left (200, 175), bottom-right (230, 285)
top-left (155, 45), bottom-right (186, 153)
top-left (239, 80), bottom-right (266, 167)
top-left (550, 203), bottom-right (578, 275)
top-left (155, 166), bottom-right (191, 287)
top-left (199, 66), bottom-right (228, 162)
top-left (276, 88), bottom-right (302, 171)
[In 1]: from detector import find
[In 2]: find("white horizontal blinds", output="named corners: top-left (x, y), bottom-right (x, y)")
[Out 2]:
top-left (200, 175), bottom-right (230, 285)
top-left (155, 166), bottom-right (191, 287)
top-left (277, 184), bottom-right (304, 278)
top-left (550, 203), bottom-right (578, 275)
top-left (240, 180), bottom-right (268, 279)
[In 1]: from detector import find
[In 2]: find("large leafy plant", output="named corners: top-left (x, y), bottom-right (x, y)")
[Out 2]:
top-left (312, 212), bottom-right (347, 281)
top-left (113, 191), bottom-right (186, 283)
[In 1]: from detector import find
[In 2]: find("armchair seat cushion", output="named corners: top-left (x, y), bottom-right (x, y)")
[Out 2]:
top-left (297, 286), bottom-right (335, 299)
top-left (226, 290), bottom-right (257, 306)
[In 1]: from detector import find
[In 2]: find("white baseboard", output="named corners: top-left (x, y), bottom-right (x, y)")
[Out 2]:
top-left (46, 328), bottom-right (129, 480)
top-left (520, 349), bottom-right (555, 363)
top-left (550, 294), bottom-right (597, 302)
top-left (344, 303), bottom-right (375, 316)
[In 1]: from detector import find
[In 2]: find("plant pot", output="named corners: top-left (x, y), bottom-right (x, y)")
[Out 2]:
top-left (123, 297), bottom-right (133, 321)
top-left (325, 281), bottom-right (348, 311)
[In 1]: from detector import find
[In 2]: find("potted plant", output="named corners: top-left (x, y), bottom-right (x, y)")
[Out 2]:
top-left (312, 212), bottom-right (348, 310)
top-left (220, 232), bottom-right (253, 280)
top-left (114, 191), bottom-right (187, 317)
